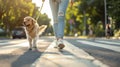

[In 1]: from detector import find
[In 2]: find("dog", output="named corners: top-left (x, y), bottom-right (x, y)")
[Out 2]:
top-left (23, 16), bottom-right (47, 50)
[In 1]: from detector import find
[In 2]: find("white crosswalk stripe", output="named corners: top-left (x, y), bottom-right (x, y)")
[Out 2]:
top-left (32, 40), bottom-right (109, 67)
top-left (0, 39), bottom-right (27, 45)
top-left (77, 40), bottom-right (120, 53)
top-left (96, 40), bottom-right (120, 45)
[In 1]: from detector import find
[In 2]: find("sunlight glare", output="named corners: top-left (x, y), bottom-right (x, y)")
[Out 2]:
top-left (32, 0), bottom-right (52, 19)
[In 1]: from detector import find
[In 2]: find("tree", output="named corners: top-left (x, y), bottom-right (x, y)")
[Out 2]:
top-left (0, 0), bottom-right (50, 37)
top-left (107, 0), bottom-right (120, 30)
top-left (66, 0), bottom-right (95, 35)
top-left (66, 0), bottom-right (120, 36)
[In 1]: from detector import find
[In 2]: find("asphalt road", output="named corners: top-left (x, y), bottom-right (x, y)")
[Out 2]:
top-left (65, 37), bottom-right (120, 67)
top-left (0, 37), bottom-right (53, 67)
top-left (0, 37), bottom-right (120, 67)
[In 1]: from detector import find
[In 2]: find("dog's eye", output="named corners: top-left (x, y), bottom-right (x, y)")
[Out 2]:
top-left (27, 19), bottom-right (30, 21)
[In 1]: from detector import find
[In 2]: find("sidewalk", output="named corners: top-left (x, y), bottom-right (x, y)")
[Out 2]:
top-left (32, 40), bottom-right (109, 67)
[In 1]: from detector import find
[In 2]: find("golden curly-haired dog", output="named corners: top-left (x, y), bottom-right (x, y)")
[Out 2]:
top-left (23, 16), bottom-right (47, 50)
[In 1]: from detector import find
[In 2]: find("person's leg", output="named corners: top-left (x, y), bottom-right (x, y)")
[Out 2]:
top-left (56, 0), bottom-right (69, 50)
top-left (49, 0), bottom-right (69, 49)
top-left (57, 0), bottom-right (69, 39)
top-left (49, 1), bottom-right (59, 38)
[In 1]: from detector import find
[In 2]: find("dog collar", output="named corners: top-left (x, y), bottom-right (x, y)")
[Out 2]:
top-left (26, 25), bottom-right (35, 33)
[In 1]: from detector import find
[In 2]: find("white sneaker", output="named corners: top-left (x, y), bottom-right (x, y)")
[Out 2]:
top-left (57, 39), bottom-right (65, 49)
top-left (54, 40), bottom-right (58, 48)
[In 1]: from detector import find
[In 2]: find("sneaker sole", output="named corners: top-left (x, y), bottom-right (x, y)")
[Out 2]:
top-left (58, 44), bottom-right (65, 49)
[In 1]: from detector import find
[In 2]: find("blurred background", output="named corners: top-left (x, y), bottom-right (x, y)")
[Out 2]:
top-left (0, 0), bottom-right (120, 39)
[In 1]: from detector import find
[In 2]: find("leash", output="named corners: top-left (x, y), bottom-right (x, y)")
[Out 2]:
top-left (36, 1), bottom-right (45, 21)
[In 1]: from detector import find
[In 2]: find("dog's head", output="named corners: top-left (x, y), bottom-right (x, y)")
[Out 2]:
top-left (23, 16), bottom-right (36, 27)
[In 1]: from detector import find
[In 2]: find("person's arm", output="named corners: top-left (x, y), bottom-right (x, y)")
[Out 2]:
top-left (42, 0), bottom-right (45, 2)
top-left (70, 0), bottom-right (74, 7)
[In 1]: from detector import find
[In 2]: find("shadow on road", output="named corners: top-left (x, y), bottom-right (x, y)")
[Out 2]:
top-left (11, 49), bottom-right (43, 67)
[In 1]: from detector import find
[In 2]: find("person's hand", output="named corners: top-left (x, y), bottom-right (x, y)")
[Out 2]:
top-left (42, 0), bottom-right (45, 2)
top-left (70, 0), bottom-right (74, 7)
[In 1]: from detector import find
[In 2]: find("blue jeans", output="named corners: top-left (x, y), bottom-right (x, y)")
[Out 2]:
top-left (49, 0), bottom-right (69, 39)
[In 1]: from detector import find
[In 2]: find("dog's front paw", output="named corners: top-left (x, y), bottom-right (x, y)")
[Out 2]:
top-left (29, 48), bottom-right (32, 50)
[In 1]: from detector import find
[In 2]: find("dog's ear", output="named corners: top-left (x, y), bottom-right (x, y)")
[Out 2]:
top-left (23, 17), bottom-right (27, 26)
top-left (23, 21), bottom-right (26, 26)
top-left (23, 22), bottom-right (25, 26)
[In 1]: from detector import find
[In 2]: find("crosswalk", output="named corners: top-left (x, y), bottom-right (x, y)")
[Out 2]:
top-left (0, 39), bottom-right (27, 46)
top-left (95, 40), bottom-right (120, 46)
top-left (0, 38), bottom-right (119, 67)
top-left (0, 39), bottom-right (51, 67)
top-left (32, 40), bottom-right (109, 67)
top-left (0, 39), bottom-right (47, 54)
top-left (77, 39), bottom-right (120, 52)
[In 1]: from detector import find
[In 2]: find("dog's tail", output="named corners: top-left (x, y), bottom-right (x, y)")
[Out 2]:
top-left (38, 25), bottom-right (47, 35)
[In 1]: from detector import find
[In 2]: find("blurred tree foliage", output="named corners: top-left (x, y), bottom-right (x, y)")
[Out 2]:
top-left (1, 0), bottom-right (120, 37)
top-left (0, 0), bottom-right (50, 36)
top-left (66, 0), bottom-right (120, 36)
top-left (107, 0), bottom-right (120, 30)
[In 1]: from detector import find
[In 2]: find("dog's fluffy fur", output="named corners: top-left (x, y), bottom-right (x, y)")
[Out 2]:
top-left (23, 16), bottom-right (47, 50)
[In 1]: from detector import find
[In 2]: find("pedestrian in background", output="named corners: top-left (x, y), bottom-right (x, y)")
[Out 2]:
top-left (88, 25), bottom-right (95, 40)
top-left (106, 24), bottom-right (111, 39)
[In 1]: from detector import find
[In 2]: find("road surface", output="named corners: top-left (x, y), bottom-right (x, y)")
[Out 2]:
top-left (0, 37), bottom-right (120, 67)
